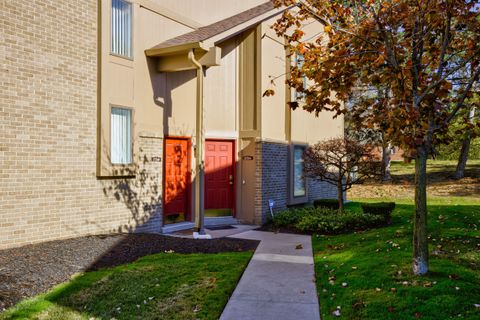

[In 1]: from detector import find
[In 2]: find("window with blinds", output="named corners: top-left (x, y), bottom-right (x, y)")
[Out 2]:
top-left (111, 107), bottom-right (132, 164)
top-left (295, 53), bottom-right (307, 100)
top-left (111, 0), bottom-right (132, 58)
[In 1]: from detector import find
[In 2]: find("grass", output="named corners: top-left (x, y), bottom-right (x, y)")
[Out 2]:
top-left (315, 160), bottom-right (480, 319)
top-left (313, 160), bottom-right (480, 320)
top-left (350, 160), bottom-right (480, 200)
top-left (314, 199), bottom-right (480, 320)
top-left (0, 252), bottom-right (253, 320)
top-left (389, 159), bottom-right (480, 177)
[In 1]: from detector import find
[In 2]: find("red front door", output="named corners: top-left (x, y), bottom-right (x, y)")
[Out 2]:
top-left (205, 140), bottom-right (235, 216)
top-left (164, 138), bottom-right (191, 224)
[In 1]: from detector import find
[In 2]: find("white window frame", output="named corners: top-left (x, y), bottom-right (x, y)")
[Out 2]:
top-left (111, 0), bottom-right (133, 59)
top-left (288, 143), bottom-right (308, 205)
top-left (110, 106), bottom-right (133, 165)
top-left (295, 53), bottom-right (307, 101)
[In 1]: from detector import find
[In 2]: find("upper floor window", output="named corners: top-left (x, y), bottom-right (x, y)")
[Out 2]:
top-left (295, 53), bottom-right (307, 100)
top-left (111, 0), bottom-right (132, 59)
top-left (111, 107), bottom-right (132, 164)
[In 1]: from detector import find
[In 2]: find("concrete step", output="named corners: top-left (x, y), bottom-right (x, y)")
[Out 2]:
top-left (160, 221), bottom-right (194, 234)
top-left (205, 216), bottom-right (238, 226)
top-left (160, 216), bottom-right (239, 234)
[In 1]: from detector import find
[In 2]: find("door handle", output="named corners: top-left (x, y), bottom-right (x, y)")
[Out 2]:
top-left (229, 174), bottom-right (234, 185)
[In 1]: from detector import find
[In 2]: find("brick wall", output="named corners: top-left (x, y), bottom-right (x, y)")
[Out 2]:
top-left (258, 141), bottom-right (289, 223)
top-left (307, 179), bottom-right (340, 202)
top-left (256, 141), bottom-right (342, 224)
top-left (0, 0), bottom-right (162, 249)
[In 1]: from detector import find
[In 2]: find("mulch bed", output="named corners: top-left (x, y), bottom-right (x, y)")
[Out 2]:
top-left (0, 233), bottom-right (258, 312)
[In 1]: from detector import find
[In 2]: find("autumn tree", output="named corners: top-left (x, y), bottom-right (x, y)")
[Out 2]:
top-left (303, 137), bottom-right (380, 212)
top-left (272, 0), bottom-right (480, 275)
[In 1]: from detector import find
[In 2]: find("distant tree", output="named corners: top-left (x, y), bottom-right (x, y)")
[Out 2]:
top-left (272, 0), bottom-right (480, 275)
top-left (303, 137), bottom-right (380, 213)
top-left (346, 86), bottom-right (394, 181)
top-left (453, 93), bottom-right (479, 179)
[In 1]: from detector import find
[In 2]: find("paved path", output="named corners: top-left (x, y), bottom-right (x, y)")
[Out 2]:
top-left (220, 231), bottom-right (320, 320)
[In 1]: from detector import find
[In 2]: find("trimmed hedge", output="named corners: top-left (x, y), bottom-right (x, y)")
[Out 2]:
top-left (271, 207), bottom-right (386, 235)
top-left (313, 199), bottom-right (340, 209)
top-left (361, 202), bottom-right (396, 224)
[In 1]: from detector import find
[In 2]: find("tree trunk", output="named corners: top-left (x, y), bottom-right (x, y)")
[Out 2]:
top-left (453, 106), bottom-right (475, 180)
top-left (381, 142), bottom-right (392, 182)
top-left (337, 182), bottom-right (344, 213)
top-left (413, 146), bottom-right (429, 275)
top-left (453, 136), bottom-right (471, 180)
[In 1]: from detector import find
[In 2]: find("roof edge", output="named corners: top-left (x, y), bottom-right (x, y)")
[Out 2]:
top-left (145, 42), bottom-right (208, 57)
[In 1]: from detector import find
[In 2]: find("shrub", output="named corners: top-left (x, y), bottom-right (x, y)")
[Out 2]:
top-left (361, 202), bottom-right (396, 224)
top-left (271, 208), bottom-right (311, 228)
top-left (296, 210), bottom-right (384, 234)
top-left (313, 199), bottom-right (339, 209)
top-left (271, 206), bottom-right (386, 234)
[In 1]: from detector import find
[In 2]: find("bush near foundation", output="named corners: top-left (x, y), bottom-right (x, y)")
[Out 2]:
top-left (313, 199), bottom-right (340, 209)
top-left (271, 207), bottom-right (386, 235)
top-left (361, 202), bottom-right (396, 224)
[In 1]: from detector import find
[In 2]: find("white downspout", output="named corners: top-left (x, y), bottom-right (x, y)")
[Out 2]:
top-left (188, 49), bottom-right (208, 237)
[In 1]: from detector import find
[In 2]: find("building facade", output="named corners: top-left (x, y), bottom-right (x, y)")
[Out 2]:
top-left (0, 0), bottom-right (343, 249)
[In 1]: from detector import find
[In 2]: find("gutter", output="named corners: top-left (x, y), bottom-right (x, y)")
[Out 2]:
top-left (188, 49), bottom-right (209, 238)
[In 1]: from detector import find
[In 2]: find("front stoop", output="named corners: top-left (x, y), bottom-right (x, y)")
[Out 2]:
top-left (160, 216), bottom-right (240, 234)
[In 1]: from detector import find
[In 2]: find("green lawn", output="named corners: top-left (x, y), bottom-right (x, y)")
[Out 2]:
top-left (0, 252), bottom-right (253, 320)
top-left (314, 198), bottom-right (480, 319)
top-left (389, 159), bottom-right (480, 177)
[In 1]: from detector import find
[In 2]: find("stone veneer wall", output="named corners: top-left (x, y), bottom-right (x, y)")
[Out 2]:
top-left (0, 0), bottom-right (162, 249)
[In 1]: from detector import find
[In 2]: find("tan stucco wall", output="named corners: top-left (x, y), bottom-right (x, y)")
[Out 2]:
top-left (260, 22), bottom-right (288, 141)
top-left (259, 17), bottom-right (344, 144)
top-left (155, 0), bottom-right (267, 25)
top-left (204, 39), bottom-right (239, 138)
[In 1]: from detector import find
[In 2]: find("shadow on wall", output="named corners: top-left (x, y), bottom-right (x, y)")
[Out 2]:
top-left (101, 150), bottom-right (162, 233)
top-left (96, 58), bottom-right (197, 234)
top-left (146, 56), bottom-right (196, 137)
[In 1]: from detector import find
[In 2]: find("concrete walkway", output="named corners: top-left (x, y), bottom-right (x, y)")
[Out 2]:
top-left (220, 231), bottom-right (320, 320)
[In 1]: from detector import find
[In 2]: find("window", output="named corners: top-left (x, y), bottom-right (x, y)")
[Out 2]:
top-left (295, 53), bottom-right (307, 100)
top-left (111, 0), bottom-right (132, 58)
top-left (293, 145), bottom-right (306, 197)
top-left (111, 107), bottom-right (132, 164)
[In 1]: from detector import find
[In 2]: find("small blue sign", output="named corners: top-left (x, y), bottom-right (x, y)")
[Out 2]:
top-left (268, 199), bottom-right (275, 209)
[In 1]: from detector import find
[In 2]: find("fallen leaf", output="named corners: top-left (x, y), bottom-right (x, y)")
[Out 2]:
top-left (332, 309), bottom-right (341, 317)
top-left (295, 244), bottom-right (303, 250)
